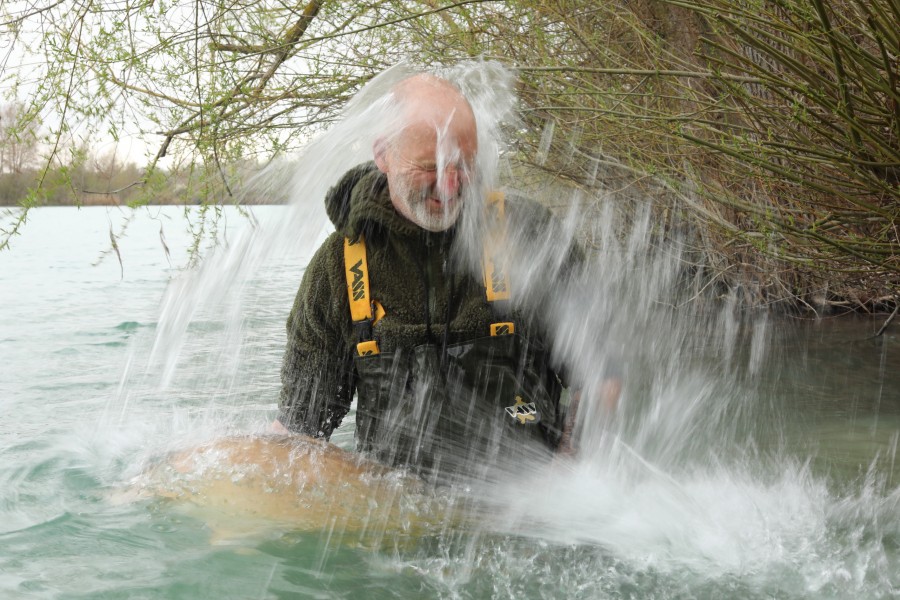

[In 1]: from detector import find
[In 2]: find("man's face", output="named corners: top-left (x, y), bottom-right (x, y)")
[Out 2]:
top-left (378, 108), bottom-right (478, 232)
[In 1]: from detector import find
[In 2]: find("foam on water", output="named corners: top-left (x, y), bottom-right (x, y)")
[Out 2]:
top-left (457, 175), bottom-right (899, 595)
top-left (472, 439), bottom-right (899, 590)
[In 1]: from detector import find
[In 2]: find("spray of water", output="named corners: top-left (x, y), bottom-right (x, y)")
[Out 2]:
top-left (100, 60), bottom-right (899, 597)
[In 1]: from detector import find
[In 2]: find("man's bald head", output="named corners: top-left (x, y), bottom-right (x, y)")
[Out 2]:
top-left (373, 74), bottom-right (479, 232)
top-left (391, 74), bottom-right (477, 141)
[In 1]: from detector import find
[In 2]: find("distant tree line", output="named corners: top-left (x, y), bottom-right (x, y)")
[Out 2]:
top-left (0, 103), bottom-right (275, 207)
top-left (0, 108), bottom-right (144, 206)
top-left (1, 0), bottom-right (896, 310)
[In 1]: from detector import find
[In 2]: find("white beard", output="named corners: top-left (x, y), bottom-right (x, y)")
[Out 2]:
top-left (392, 180), bottom-right (463, 232)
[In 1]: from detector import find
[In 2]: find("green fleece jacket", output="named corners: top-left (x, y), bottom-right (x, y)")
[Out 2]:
top-left (278, 162), bottom-right (579, 440)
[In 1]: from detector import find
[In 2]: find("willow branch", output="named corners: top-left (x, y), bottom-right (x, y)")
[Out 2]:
top-left (0, 0), bottom-right (67, 27)
top-left (511, 65), bottom-right (763, 84)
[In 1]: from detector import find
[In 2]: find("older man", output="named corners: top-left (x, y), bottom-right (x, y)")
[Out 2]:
top-left (275, 73), bottom-right (598, 481)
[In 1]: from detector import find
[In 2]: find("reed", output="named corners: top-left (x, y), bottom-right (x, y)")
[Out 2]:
top-left (502, 0), bottom-right (898, 310)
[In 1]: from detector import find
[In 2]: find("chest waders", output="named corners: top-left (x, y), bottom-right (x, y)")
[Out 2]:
top-left (344, 193), bottom-right (563, 479)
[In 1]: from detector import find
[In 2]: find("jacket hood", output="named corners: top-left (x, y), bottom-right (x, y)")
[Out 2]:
top-left (324, 162), bottom-right (424, 239)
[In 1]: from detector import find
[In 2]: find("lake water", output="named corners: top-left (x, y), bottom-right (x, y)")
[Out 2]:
top-left (1, 206), bottom-right (898, 599)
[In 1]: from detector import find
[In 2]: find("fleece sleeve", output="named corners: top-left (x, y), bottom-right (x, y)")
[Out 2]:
top-left (277, 234), bottom-right (355, 438)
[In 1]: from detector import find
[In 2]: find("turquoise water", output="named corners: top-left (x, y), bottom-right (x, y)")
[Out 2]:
top-left (1, 206), bottom-right (898, 599)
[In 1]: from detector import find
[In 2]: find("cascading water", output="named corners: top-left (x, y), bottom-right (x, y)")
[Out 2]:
top-left (164, 61), bottom-right (898, 595)
top-left (134, 60), bottom-right (900, 597)
top-left (2, 60), bottom-right (897, 599)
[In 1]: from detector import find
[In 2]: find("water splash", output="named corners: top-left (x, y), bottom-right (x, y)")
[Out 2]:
top-left (93, 60), bottom-right (900, 598)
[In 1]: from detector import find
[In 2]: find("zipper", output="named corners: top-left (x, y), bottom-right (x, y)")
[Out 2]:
top-left (420, 233), bottom-right (449, 344)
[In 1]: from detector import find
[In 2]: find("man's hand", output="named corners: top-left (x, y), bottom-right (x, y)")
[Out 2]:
top-left (557, 378), bottom-right (622, 456)
top-left (597, 378), bottom-right (622, 413)
top-left (271, 419), bottom-right (291, 434)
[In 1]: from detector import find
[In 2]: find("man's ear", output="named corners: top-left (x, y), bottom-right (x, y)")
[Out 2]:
top-left (373, 138), bottom-right (390, 173)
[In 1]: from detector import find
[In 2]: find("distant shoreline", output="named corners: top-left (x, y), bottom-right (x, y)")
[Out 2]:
top-left (1, 199), bottom-right (287, 207)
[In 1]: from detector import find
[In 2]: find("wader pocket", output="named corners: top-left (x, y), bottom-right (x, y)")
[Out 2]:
top-left (352, 334), bottom-right (563, 474)
top-left (444, 334), bottom-right (561, 444)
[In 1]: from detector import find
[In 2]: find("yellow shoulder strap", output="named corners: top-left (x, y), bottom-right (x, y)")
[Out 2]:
top-left (344, 235), bottom-right (372, 322)
top-left (344, 235), bottom-right (385, 355)
top-left (483, 191), bottom-right (511, 303)
top-left (346, 195), bottom-right (510, 346)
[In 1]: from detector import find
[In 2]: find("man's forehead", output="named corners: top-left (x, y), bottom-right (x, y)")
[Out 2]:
top-left (395, 119), bottom-right (477, 159)
top-left (383, 74), bottom-right (478, 159)
top-left (402, 99), bottom-right (474, 132)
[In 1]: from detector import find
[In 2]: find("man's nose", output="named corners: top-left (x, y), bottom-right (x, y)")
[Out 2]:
top-left (437, 164), bottom-right (463, 198)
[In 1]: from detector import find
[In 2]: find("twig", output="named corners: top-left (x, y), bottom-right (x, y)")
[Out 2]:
top-left (0, 0), bottom-right (67, 27)
top-left (511, 64), bottom-right (762, 84)
top-left (874, 302), bottom-right (899, 337)
top-left (78, 180), bottom-right (144, 195)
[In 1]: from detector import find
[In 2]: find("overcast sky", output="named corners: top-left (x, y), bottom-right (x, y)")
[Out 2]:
top-left (1, 1), bottom-right (160, 167)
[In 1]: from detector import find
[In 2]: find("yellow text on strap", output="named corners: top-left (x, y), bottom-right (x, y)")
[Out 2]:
top-left (344, 235), bottom-right (372, 323)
